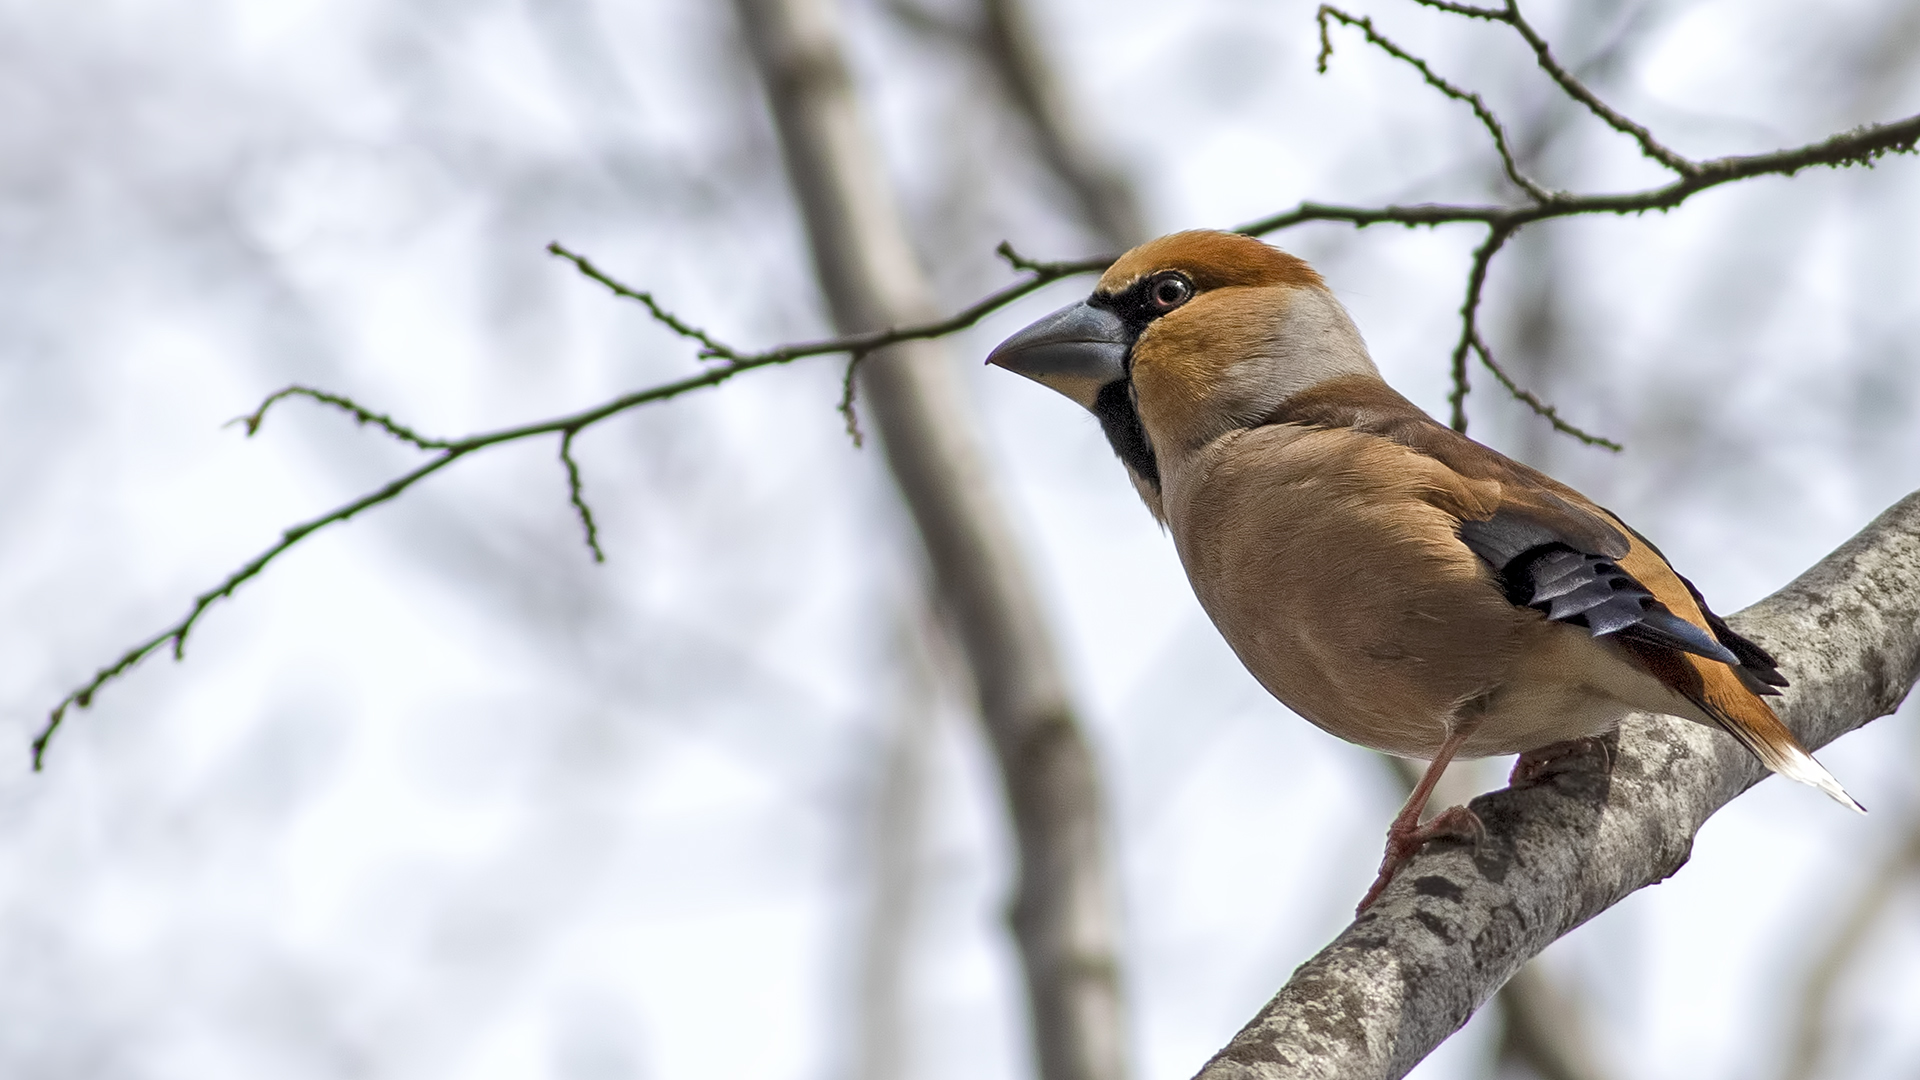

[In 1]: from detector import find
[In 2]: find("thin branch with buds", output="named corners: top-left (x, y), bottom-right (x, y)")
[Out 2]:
top-left (1411, 0), bottom-right (1698, 175)
top-left (1317, 7), bottom-right (1556, 202)
top-left (30, 241), bottom-right (1096, 767)
top-left (34, 1), bottom-right (1920, 764)
top-left (1293, 2), bottom-right (1920, 442)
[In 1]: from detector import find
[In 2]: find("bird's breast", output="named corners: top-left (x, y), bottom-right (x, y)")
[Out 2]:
top-left (1161, 424), bottom-right (1539, 758)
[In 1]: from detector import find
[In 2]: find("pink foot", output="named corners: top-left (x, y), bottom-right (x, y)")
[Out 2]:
top-left (1356, 805), bottom-right (1485, 914)
top-left (1509, 735), bottom-right (1613, 787)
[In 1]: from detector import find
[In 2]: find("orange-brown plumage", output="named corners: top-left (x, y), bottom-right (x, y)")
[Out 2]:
top-left (987, 229), bottom-right (1860, 907)
top-left (1098, 229), bottom-right (1323, 294)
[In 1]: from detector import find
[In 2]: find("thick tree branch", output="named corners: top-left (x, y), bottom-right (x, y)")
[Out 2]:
top-left (1378, 759), bottom-right (1614, 1080)
top-left (1193, 491), bottom-right (1920, 1080)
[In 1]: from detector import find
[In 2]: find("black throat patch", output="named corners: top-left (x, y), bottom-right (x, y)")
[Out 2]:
top-left (1092, 379), bottom-right (1159, 487)
top-left (1085, 284), bottom-right (1168, 490)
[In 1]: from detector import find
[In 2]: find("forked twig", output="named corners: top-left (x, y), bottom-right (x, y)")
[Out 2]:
top-left (1411, 0), bottom-right (1699, 175)
top-left (1317, 6), bottom-right (1558, 202)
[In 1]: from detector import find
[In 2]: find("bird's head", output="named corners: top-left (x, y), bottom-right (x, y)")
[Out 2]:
top-left (988, 230), bottom-right (1377, 509)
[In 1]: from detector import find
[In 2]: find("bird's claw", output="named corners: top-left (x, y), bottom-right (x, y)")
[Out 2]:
top-left (1355, 805), bottom-right (1485, 914)
top-left (1509, 735), bottom-right (1614, 787)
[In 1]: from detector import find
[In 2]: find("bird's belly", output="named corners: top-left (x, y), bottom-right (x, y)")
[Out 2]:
top-left (1458, 682), bottom-right (1629, 757)
top-left (1217, 612), bottom-right (1523, 760)
top-left (1456, 621), bottom-right (1675, 757)
top-left (1176, 524), bottom-right (1531, 760)
top-left (1163, 423), bottom-right (1652, 761)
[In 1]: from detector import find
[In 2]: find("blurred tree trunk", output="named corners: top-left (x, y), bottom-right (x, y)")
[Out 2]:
top-left (856, 606), bottom-right (940, 1080)
top-left (732, 3), bottom-right (1130, 1080)
top-left (972, 0), bottom-right (1146, 249)
top-left (882, 0), bottom-right (1147, 251)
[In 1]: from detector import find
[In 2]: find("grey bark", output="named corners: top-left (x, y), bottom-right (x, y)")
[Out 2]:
top-left (732, 4), bottom-right (1129, 1080)
top-left (1197, 492), bottom-right (1920, 1080)
top-left (1381, 757), bottom-right (1612, 1080)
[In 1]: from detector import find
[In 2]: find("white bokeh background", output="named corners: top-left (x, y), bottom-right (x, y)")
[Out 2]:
top-left (2, 1), bottom-right (1918, 1078)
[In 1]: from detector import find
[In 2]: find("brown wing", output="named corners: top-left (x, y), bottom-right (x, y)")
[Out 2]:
top-left (1263, 377), bottom-right (1722, 656)
top-left (1267, 378), bottom-right (1757, 658)
top-left (1263, 376), bottom-right (1856, 807)
top-left (1263, 376), bottom-right (1629, 556)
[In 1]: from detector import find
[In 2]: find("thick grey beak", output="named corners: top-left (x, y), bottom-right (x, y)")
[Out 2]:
top-left (986, 301), bottom-right (1131, 410)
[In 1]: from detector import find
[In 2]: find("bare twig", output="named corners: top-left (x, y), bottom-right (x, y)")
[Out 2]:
top-left (837, 353), bottom-right (869, 447)
top-left (32, 245), bottom-right (1112, 766)
top-left (1474, 335), bottom-right (1622, 450)
top-left (1278, 5), bottom-right (1920, 435)
top-left (1318, 6), bottom-right (1557, 202)
top-left (1447, 223), bottom-right (1515, 431)
top-left (548, 243), bottom-right (737, 359)
top-left (229, 385), bottom-right (451, 449)
top-left (1234, 110), bottom-right (1920, 241)
top-left (559, 429), bottom-right (605, 563)
top-left (39, 1), bottom-right (1920, 767)
top-left (550, 241), bottom-right (1108, 367)
top-left (1411, 0), bottom-right (1699, 175)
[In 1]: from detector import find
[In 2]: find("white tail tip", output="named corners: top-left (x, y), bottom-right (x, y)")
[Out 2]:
top-left (1776, 747), bottom-right (1866, 814)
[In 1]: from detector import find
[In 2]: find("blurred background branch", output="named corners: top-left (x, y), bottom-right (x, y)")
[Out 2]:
top-left (884, 0), bottom-right (1147, 250)
top-left (1781, 806), bottom-right (1920, 1080)
top-left (732, 2), bottom-right (1127, 1079)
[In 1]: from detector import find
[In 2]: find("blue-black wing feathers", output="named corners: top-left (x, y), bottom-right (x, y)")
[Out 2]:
top-left (1460, 509), bottom-right (1747, 669)
top-left (1608, 518), bottom-right (1791, 694)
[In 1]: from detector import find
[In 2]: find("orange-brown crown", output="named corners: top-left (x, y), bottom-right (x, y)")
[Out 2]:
top-left (1096, 230), bottom-right (1323, 297)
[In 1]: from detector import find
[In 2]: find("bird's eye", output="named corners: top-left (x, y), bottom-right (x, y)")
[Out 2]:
top-left (1150, 274), bottom-right (1193, 310)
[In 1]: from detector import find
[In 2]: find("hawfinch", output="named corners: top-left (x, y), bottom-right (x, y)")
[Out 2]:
top-left (988, 230), bottom-right (1859, 911)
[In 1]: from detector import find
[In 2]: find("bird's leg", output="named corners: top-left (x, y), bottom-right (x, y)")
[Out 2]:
top-left (1357, 723), bottom-right (1484, 914)
top-left (1509, 734), bottom-right (1615, 787)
